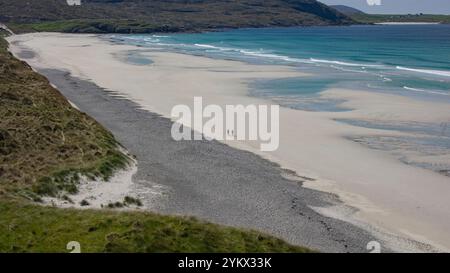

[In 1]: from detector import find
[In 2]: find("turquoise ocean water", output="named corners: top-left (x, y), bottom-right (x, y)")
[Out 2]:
top-left (109, 25), bottom-right (450, 106)
top-left (108, 25), bottom-right (450, 174)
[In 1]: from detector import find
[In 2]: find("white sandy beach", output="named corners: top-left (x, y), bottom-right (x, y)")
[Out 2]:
top-left (7, 33), bottom-right (450, 252)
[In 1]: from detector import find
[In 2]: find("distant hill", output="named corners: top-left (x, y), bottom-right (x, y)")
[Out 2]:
top-left (0, 0), bottom-right (354, 33)
top-left (329, 5), bottom-right (450, 24)
top-left (330, 5), bottom-right (365, 15)
top-left (351, 13), bottom-right (450, 24)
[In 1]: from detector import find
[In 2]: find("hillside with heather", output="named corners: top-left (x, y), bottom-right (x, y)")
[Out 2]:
top-left (0, 0), bottom-right (353, 33)
top-left (330, 5), bottom-right (365, 15)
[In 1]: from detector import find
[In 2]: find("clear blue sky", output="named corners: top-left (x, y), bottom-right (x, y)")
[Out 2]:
top-left (319, 0), bottom-right (450, 14)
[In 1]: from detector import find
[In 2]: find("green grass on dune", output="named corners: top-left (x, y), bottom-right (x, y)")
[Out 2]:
top-left (0, 30), bottom-right (9, 45)
top-left (0, 201), bottom-right (311, 253)
top-left (0, 32), bottom-right (130, 201)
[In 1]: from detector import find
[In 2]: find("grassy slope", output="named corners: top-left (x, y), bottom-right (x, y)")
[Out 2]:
top-left (0, 32), bottom-right (130, 201)
top-left (0, 33), bottom-right (311, 253)
top-left (0, 201), bottom-right (310, 253)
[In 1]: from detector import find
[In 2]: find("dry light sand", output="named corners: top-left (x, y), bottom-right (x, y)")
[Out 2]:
top-left (7, 33), bottom-right (450, 252)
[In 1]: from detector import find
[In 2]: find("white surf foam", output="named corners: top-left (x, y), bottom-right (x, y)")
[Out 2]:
top-left (403, 86), bottom-right (449, 96)
top-left (310, 58), bottom-right (384, 68)
top-left (397, 66), bottom-right (450, 78)
top-left (194, 43), bottom-right (313, 64)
